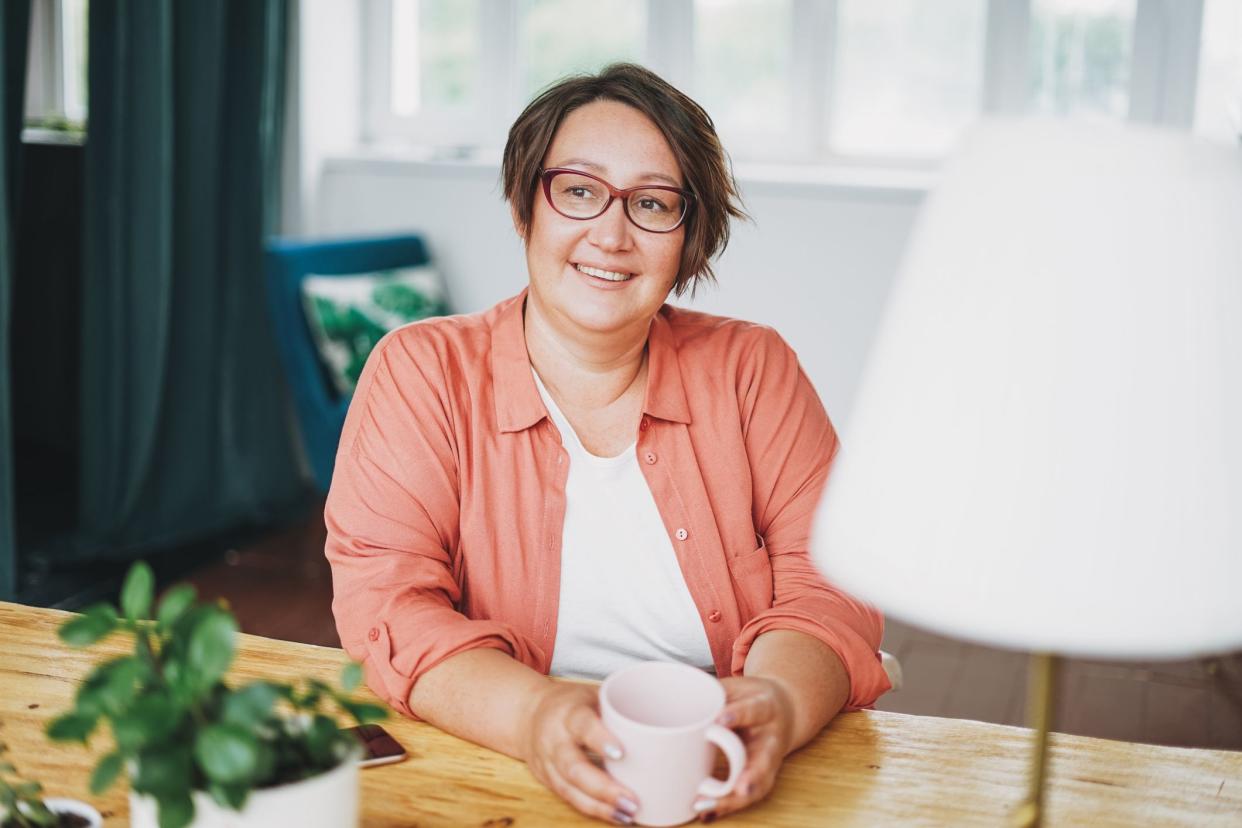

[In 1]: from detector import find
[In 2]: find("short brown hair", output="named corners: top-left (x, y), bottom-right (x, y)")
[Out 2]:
top-left (502, 63), bottom-right (747, 297)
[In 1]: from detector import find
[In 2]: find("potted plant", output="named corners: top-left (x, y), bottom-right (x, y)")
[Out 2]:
top-left (0, 742), bottom-right (102, 828)
top-left (45, 562), bottom-right (386, 828)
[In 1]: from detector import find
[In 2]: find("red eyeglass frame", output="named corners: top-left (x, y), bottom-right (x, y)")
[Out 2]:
top-left (539, 167), bottom-right (695, 233)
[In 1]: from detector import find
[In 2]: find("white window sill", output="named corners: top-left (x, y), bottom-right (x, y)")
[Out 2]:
top-left (324, 144), bottom-right (936, 203)
top-left (22, 127), bottom-right (85, 146)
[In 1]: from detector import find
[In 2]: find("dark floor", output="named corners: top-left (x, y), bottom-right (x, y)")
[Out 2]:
top-left (181, 498), bottom-right (1242, 752)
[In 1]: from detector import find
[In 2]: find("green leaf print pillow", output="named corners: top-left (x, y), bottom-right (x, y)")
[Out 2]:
top-left (300, 265), bottom-right (448, 396)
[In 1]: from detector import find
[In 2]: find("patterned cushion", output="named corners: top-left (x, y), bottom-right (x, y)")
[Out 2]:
top-left (300, 265), bottom-right (448, 396)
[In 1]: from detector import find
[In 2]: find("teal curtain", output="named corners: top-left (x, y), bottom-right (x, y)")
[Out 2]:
top-left (0, 1), bottom-right (32, 597)
top-left (79, 0), bottom-right (304, 558)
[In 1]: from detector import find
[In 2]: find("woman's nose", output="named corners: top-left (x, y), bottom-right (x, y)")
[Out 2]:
top-left (587, 198), bottom-right (633, 251)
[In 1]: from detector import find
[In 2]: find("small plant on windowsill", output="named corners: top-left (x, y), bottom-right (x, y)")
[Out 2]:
top-left (45, 562), bottom-right (387, 828)
top-left (0, 742), bottom-right (101, 828)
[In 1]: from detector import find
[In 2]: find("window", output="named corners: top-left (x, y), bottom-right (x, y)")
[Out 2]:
top-left (363, 0), bottom-right (1226, 165)
top-left (518, 0), bottom-right (645, 100)
top-left (830, 0), bottom-right (987, 158)
top-left (1027, 0), bottom-right (1136, 120)
top-left (694, 0), bottom-right (795, 143)
top-left (24, 0), bottom-right (89, 134)
top-left (389, 0), bottom-right (481, 118)
top-left (1194, 0), bottom-right (1242, 144)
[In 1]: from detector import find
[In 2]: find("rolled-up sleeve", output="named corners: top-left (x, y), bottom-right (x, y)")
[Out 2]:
top-left (324, 330), bottom-right (543, 717)
top-left (729, 329), bottom-right (891, 710)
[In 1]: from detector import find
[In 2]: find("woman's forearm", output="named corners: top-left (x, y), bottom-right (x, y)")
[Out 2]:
top-left (407, 647), bottom-right (554, 760)
top-left (741, 629), bottom-right (851, 751)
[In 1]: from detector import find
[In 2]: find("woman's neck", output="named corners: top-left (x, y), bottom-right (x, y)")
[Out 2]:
top-left (523, 296), bottom-right (649, 411)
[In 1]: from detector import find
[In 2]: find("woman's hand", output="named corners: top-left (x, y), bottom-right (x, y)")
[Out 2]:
top-left (693, 676), bottom-right (797, 823)
top-left (520, 682), bottom-right (641, 825)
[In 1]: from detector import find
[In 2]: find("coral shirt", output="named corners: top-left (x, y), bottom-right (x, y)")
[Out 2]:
top-left (325, 290), bottom-right (891, 717)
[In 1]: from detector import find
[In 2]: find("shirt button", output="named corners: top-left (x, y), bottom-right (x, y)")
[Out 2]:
top-left (645, 451), bottom-right (657, 464)
top-left (367, 627), bottom-right (380, 642)
top-left (708, 611), bottom-right (722, 623)
top-left (675, 528), bottom-right (688, 541)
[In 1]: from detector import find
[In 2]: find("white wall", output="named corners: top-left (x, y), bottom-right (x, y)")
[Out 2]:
top-left (315, 157), bottom-right (925, 431)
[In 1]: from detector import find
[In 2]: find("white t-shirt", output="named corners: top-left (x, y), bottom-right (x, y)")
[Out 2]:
top-left (534, 370), bottom-right (715, 681)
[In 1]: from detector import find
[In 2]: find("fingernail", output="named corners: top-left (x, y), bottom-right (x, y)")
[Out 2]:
top-left (742, 781), bottom-right (753, 797)
top-left (718, 712), bottom-right (735, 726)
top-left (617, 796), bottom-right (639, 815)
top-left (612, 809), bottom-right (634, 825)
top-left (693, 798), bottom-right (718, 813)
top-left (604, 743), bottom-right (624, 761)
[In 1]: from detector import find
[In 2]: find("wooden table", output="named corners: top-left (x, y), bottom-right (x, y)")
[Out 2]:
top-left (2, 601), bottom-right (1240, 826)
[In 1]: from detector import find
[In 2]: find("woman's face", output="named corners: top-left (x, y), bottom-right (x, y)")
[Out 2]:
top-left (521, 99), bottom-right (685, 340)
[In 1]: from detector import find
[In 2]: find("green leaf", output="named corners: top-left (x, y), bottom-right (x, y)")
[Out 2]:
top-left (339, 699), bottom-right (388, 724)
top-left (90, 752), bottom-right (125, 795)
top-left (155, 792), bottom-right (195, 828)
top-left (121, 561), bottom-right (156, 621)
top-left (341, 662), bottom-right (363, 693)
top-left (133, 745), bottom-right (193, 798)
top-left (185, 609), bottom-right (238, 691)
top-left (304, 715), bottom-right (341, 767)
top-left (59, 603), bottom-right (119, 647)
top-left (46, 711), bottom-right (98, 743)
top-left (252, 741), bottom-right (276, 785)
top-left (156, 584), bottom-right (197, 629)
top-left (161, 657), bottom-right (193, 705)
top-left (111, 693), bottom-right (179, 751)
top-left (14, 796), bottom-right (56, 825)
top-left (292, 687), bottom-right (322, 710)
top-left (78, 656), bottom-right (149, 717)
top-left (13, 780), bottom-right (42, 798)
top-left (195, 725), bottom-right (259, 784)
top-left (221, 682), bottom-right (280, 730)
top-left (208, 781), bottom-right (250, 811)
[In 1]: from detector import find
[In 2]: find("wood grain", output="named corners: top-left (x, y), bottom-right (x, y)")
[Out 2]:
top-left (2, 602), bottom-right (1239, 826)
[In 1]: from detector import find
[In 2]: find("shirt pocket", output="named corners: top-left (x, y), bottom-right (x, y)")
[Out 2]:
top-left (727, 539), bottom-right (775, 623)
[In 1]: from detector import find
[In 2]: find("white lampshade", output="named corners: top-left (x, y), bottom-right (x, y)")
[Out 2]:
top-left (812, 119), bottom-right (1242, 660)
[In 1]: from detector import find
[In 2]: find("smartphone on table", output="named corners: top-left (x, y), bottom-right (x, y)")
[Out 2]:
top-left (344, 723), bottom-right (408, 768)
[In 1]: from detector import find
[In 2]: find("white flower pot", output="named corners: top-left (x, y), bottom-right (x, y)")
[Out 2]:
top-left (1, 798), bottom-right (102, 827)
top-left (128, 754), bottom-right (359, 828)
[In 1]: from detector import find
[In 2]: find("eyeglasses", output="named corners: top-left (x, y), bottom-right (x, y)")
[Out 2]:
top-left (539, 167), bottom-right (694, 233)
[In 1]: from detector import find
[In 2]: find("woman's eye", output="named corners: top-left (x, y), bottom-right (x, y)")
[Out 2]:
top-left (561, 184), bottom-right (603, 201)
top-left (635, 196), bottom-right (670, 213)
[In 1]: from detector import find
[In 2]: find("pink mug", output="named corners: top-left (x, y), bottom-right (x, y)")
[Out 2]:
top-left (600, 661), bottom-right (747, 827)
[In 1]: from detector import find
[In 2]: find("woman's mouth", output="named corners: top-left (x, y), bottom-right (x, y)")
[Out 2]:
top-left (575, 263), bottom-right (634, 282)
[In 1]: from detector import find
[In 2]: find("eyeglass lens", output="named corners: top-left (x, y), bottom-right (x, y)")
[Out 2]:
top-left (546, 171), bottom-right (686, 232)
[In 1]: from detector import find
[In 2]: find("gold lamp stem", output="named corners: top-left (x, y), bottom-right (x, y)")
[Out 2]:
top-left (1013, 652), bottom-right (1059, 828)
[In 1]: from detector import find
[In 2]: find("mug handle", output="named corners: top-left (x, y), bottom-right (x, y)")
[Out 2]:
top-left (696, 724), bottom-right (747, 799)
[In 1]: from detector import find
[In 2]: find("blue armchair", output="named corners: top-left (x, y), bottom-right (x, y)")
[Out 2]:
top-left (264, 234), bottom-right (431, 493)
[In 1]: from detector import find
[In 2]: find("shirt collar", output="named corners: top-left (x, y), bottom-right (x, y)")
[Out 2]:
top-left (643, 307), bottom-right (692, 425)
top-left (490, 289), bottom-right (693, 433)
top-left (491, 290), bottom-right (548, 433)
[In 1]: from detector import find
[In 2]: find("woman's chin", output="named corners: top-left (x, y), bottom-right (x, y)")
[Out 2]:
top-left (566, 306), bottom-right (634, 335)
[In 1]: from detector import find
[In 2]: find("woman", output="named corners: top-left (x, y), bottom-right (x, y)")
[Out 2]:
top-left (326, 63), bottom-right (890, 824)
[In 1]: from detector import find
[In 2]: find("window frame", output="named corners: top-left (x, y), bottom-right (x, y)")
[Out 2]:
top-left (360, 0), bottom-right (1214, 166)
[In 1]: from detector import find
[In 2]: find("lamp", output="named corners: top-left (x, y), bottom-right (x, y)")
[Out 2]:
top-left (810, 119), bottom-right (1242, 827)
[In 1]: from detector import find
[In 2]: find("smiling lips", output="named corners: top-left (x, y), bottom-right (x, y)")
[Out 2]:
top-left (575, 263), bottom-right (634, 283)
